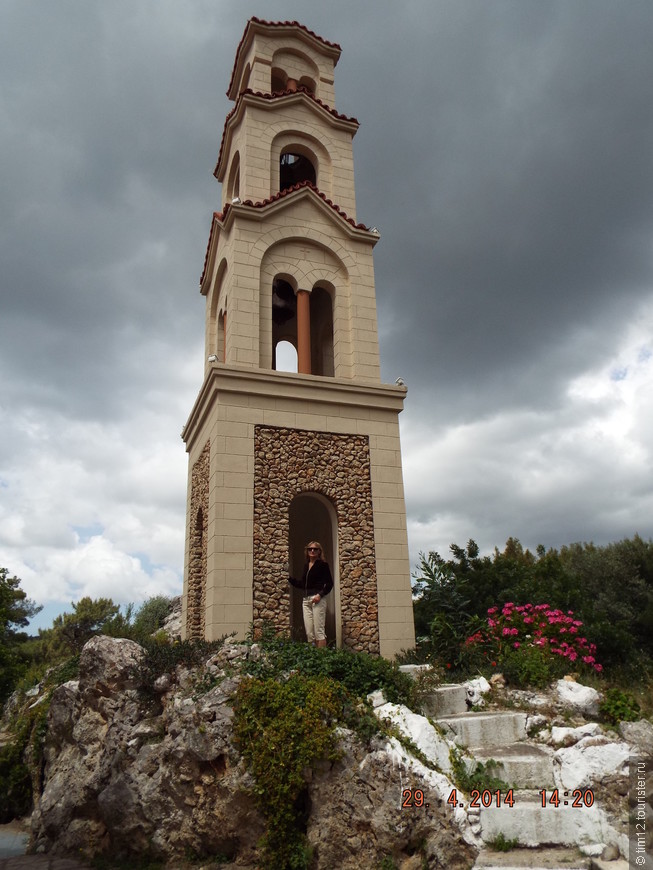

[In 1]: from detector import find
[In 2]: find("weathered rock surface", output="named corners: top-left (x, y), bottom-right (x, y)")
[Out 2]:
top-left (30, 637), bottom-right (474, 868)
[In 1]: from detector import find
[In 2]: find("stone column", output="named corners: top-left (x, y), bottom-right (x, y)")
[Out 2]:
top-left (297, 289), bottom-right (311, 374)
top-left (223, 312), bottom-right (227, 363)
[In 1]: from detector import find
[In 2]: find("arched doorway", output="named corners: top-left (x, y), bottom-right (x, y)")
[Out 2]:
top-left (288, 492), bottom-right (339, 646)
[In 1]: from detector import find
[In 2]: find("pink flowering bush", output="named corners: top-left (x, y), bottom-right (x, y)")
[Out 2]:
top-left (464, 602), bottom-right (603, 687)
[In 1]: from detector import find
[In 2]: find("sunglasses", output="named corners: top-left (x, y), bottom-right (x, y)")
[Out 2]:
top-left (307, 547), bottom-right (320, 552)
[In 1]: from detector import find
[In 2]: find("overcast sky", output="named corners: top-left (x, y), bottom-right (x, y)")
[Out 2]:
top-left (2, 1), bottom-right (653, 631)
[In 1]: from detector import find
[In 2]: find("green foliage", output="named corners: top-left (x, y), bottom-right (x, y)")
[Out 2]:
top-left (498, 645), bottom-right (559, 688)
top-left (0, 654), bottom-right (81, 823)
top-left (410, 535), bottom-right (653, 679)
top-left (233, 674), bottom-right (345, 869)
top-left (599, 688), bottom-right (641, 725)
top-left (0, 567), bottom-right (42, 702)
top-left (449, 748), bottom-right (510, 793)
top-left (488, 832), bottom-right (519, 852)
top-left (0, 719), bottom-right (32, 822)
top-left (135, 637), bottom-right (230, 696)
top-left (37, 596), bottom-right (122, 659)
top-left (242, 634), bottom-right (415, 707)
top-left (129, 596), bottom-right (174, 641)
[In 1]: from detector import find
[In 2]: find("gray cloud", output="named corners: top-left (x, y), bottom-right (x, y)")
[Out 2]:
top-left (1, 0), bottom-right (652, 627)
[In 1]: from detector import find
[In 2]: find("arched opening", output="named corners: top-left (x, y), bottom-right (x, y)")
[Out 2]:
top-left (272, 276), bottom-right (297, 369)
top-left (187, 506), bottom-right (206, 640)
top-left (271, 67), bottom-right (286, 93)
top-left (288, 493), bottom-right (339, 646)
top-left (226, 152), bottom-right (240, 202)
top-left (280, 151), bottom-right (316, 192)
top-left (241, 63), bottom-right (251, 94)
top-left (298, 76), bottom-right (316, 95)
top-left (310, 284), bottom-right (334, 377)
top-left (274, 340), bottom-right (297, 373)
top-left (217, 310), bottom-right (226, 362)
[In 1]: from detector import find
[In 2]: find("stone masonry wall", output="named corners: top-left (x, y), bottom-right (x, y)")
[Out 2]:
top-left (253, 425), bottom-right (379, 653)
top-left (186, 441), bottom-right (210, 640)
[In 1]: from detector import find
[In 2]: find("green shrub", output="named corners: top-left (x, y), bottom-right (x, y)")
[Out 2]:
top-left (449, 748), bottom-right (510, 793)
top-left (135, 636), bottom-right (231, 696)
top-left (0, 721), bottom-right (32, 822)
top-left (243, 635), bottom-right (415, 706)
top-left (233, 674), bottom-right (345, 869)
top-left (599, 688), bottom-right (641, 725)
top-left (489, 832), bottom-right (519, 852)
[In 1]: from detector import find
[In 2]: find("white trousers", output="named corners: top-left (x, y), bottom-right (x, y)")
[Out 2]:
top-left (302, 596), bottom-right (328, 643)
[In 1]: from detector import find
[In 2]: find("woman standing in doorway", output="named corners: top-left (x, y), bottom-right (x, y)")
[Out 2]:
top-left (288, 541), bottom-right (333, 647)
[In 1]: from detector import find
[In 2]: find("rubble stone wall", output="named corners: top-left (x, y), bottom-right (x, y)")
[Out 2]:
top-left (186, 440), bottom-right (210, 640)
top-left (253, 425), bottom-right (379, 653)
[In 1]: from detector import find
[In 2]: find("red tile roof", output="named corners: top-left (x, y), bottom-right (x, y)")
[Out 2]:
top-left (213, 88), bottom-right (358, 180)
top-left (199, 181), bottom-right (372, 287)
top-left (228, 18), bottom-right (341, 98)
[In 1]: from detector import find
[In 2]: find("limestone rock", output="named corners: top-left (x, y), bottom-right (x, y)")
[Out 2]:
top-left (464, 676), bottom-right (491, 707)
top-left (30, 636), bottom-right (473, 869)
top-left (160, 595), bottom-right (182, 641)
top-left (555, 678), bottom-right (600, 716)
top-left (619, 719), bottom-right (653, 756)
top-left (554, 735), bottom-right (629, 791)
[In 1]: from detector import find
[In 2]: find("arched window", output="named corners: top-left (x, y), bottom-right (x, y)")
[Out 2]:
top-left (274, 340), bottom-right (298, 373)
top-left (227, 153), bottom-right (240, 202)
top-left (187, 506), bottom-right (206, 640)
top-left (298, 76), bottom-right (316, 95)
top-left (272, 277), bottom-right (297, 370)
top-left (271, 67), bottom-right (286, 93)
top-left (218, 309), bottom-right (226, 363)
top-left (280, 151), bottom-right (316, 192)
top-left (310, 284), bottom-right (334, 377)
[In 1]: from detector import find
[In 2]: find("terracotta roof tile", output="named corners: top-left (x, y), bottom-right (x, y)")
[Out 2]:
top-left (199, 212), bottom-right (220, 289)
top-left (199, 182), bottom-right (372, 287)
top-left (228, 18), bottom-right (341, 97)
top-left (213, 88), bottom-right (358, 179)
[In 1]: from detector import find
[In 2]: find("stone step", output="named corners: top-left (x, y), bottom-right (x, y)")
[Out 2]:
top-left (478, 789), bottom-right (620, 850)
top-left (472, 743), bottom-right (555, 789)
top-left (473, 846), bottom-right (590, 869)
top-left (438, 710), bottom-right (528, 748)
top-left (421, 683), bottom-right (468, 717)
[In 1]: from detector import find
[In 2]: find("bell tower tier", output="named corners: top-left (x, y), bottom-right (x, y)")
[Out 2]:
top-left (181, 18), bottom-right (415, 658)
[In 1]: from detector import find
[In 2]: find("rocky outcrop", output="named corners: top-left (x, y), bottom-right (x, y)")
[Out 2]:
top-left (30, 636), bottom-right (474, 868)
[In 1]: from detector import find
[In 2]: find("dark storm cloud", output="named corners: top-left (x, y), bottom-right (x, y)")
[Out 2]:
top-left (1, 0), bottom-right (652, 617)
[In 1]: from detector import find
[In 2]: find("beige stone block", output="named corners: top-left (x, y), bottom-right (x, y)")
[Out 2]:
top-left (223, 502), bottom-right (253, 521)
top-left (379, 590), bottom-right (414, 608)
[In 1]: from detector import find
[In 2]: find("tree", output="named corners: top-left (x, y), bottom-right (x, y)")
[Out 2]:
top-left (0, 568), bottom-right (42, 702)
top-left (39, 597), bottom-right (121, 659)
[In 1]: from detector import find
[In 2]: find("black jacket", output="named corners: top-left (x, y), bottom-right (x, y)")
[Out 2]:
top-left (288, 559), bottom-right (333, 598)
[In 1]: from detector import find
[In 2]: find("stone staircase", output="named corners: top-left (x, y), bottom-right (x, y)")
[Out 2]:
top-left (385, 674), bottom-right (630, 870)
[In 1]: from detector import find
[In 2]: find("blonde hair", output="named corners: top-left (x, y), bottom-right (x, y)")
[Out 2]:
top-left (304, 540), bottom-right (323, 561)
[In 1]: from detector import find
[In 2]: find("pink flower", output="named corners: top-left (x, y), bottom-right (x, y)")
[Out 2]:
top-left (523, 616), bottom-right (534, 624)
top-left (582, 656), bottom-right (595, 665)
top-left (502, 628), bottom-right (512, 636)
top-left (488, 607), bottom-right (498, 614)
top-left (513, 642), bottom-right (520, 649)
top-left (594, 664), bottom-right (603, 672)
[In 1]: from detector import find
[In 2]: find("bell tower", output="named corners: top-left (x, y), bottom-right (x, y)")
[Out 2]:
top-left (181, 18), bottom-right (415, 658)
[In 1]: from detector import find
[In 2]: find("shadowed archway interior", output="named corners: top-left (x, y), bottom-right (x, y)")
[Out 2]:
top-left (288, 493), bottom-right (337, 645)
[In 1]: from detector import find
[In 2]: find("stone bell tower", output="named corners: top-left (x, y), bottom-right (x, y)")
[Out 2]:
top-left (181, 17), bottom-right (415, 658)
